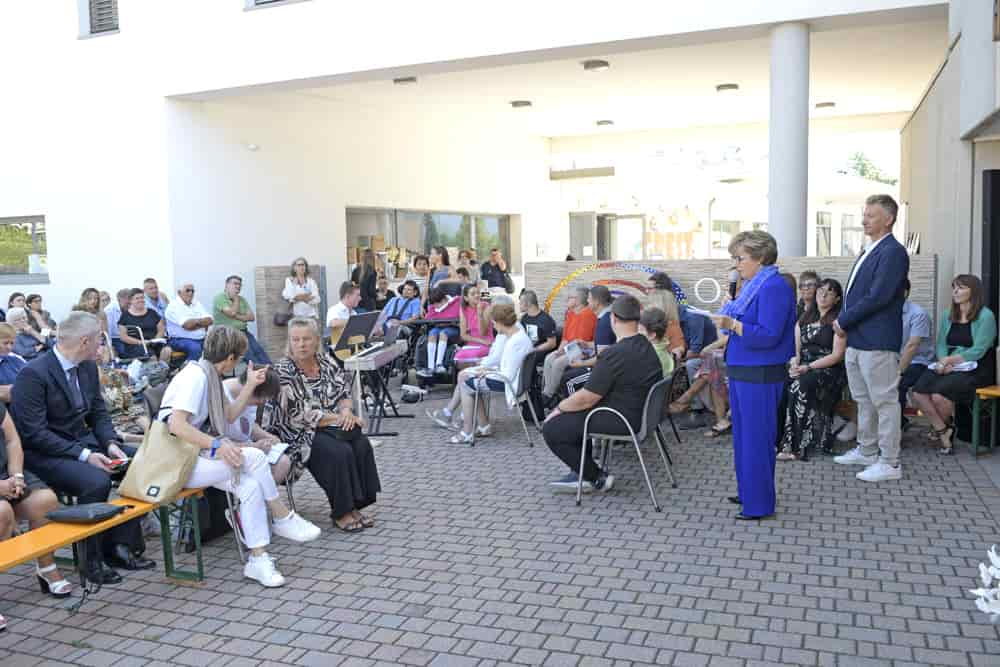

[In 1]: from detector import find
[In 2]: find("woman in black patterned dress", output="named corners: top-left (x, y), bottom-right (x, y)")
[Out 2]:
top-left (778, 279), bottom-right (847, 461)
top-left (265, 317), bottom-right (381, 533)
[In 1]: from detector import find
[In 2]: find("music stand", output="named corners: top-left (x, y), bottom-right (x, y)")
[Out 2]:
top-left (332, 311), bottom-right (381, 357)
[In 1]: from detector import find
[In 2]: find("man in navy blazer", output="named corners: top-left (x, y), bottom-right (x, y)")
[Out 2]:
top-left (11, 311), bottom-right (153, 584)
top-left (833, 194), bottom-right (909, 482)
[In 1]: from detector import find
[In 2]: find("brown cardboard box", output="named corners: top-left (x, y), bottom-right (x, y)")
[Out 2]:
top-left (346, 246), bottom-right (360, 264)
top-left (371, 235), bottom-right (386, 251)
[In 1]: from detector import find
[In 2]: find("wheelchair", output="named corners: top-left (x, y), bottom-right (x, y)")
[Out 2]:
top-left (412, 331), bottom-right (460, 388)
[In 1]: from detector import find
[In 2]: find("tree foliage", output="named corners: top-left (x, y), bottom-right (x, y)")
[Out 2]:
top-left (847, 152), bottom-right (898, 186)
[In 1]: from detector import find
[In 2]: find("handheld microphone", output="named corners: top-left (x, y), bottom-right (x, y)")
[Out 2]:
top-left (728, 269), bottom-right (739, 299)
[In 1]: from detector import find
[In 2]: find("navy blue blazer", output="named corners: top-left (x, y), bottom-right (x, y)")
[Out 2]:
top-left (838, 234), bottom-right (909, 352)
top-left (10, 349), bottom-right (118, 460)
top-left (726, 271), bottom-right (797, 368)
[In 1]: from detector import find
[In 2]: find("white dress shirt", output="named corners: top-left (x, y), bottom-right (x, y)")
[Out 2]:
top-left (845, 233), bottom-right (890, 296)
top-left (164, 299), bottom-right (213, 340)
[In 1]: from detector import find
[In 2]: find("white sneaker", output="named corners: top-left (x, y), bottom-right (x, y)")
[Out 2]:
top-left (426, 408), bottom-right (454, 430)
top-left (833, 446), bottom-right (877, 466)
top-left (272, 511), bottom-right (321, 542)
top-left (244, 554), bottom-right (285, 587)
top-left (856, 462), bottom-right (902, 482)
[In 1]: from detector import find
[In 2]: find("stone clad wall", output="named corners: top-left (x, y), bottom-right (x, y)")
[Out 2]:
top-left (254, 265), bottom-right (328, 362)
top-left (524, 256), bottom-right (939, 328)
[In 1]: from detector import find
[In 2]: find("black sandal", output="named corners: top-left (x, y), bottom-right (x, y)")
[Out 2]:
top-left (705, 422), bottom-right (732, 438)
top-left (932, 424), bottom-right (955, 455)
top-left (335, 518), bottom-right (365, 533)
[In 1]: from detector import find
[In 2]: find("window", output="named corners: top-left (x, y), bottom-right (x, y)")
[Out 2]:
top-left (841, 213), bottom-right (864, 257)
top-left (816, 212), bottom-right (832, 256)
top-left (88, 0), bottom-right (118, 34)
top-left (0, 216), bottom-right (48, 282)
top-left (711, 220), bottom-right (740, 249)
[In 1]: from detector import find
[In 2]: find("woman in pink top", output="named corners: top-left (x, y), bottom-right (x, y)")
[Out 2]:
top-left (455, 285), bottom-right (494, 367)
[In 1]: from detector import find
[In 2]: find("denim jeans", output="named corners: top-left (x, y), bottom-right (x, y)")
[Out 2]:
top-left (168, 337), bottom-right (203, 363)
top-left (245, 332), bottom-right (272, 366)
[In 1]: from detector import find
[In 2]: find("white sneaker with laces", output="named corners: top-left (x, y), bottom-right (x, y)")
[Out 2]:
top-left (833, 446), bottom-right (877, 466)
top-left (856, 462), bottom-right (902, 482)
top-left (272, 511), bottom-right (321, 542)
top-left (244, 554), bottom-right (285, 587)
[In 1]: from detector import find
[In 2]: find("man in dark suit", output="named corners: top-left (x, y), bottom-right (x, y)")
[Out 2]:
top-left (11, 311), bottom-right (153, 584)
top-left (833, 194), bottom-right (910, 483)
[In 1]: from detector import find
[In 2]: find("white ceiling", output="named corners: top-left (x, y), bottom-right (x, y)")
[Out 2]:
top-left (230, 18), bottom-right (948, 138)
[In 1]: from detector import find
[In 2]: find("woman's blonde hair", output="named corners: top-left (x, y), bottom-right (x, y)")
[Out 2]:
top-left (285, 316), bottom-right (323, 358)
top-left (490, 303), bottom-right (517, 328)
top-left (202, 325), bottom-right (249, 363)
top-left (646, 289), bottom-right (679, 323)
top-left (0, 322), bottom-right (15, 341)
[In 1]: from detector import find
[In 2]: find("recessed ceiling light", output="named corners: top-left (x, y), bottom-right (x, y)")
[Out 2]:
top-left (393, 76), bottom-right (417, 85)
top-left (596, 120), bottom-right (614, 127)
top-left (716, 83), bottom-right (739, 92)
top-left (815, 101), bottom-right (836, 109)
top-left (718, 177), bottom-right (744, 184)
top-left (510, 100), bottom-right (532, 108)
top-left (583, 59), bottom-right (611, 72)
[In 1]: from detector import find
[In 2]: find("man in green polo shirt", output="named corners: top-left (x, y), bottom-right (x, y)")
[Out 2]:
top-left (212, 275), bottom-right (271, 365)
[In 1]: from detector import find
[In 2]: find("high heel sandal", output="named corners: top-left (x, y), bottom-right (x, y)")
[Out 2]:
top-left (36, 564), bottom-right (72, 598)
top-left (932, 424), bottom-right (955, 455)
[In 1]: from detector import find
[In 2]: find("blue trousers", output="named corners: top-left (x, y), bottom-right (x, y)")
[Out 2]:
top-left (729, 379), bottom-right (782, 517)
top-left (168, 337), bottom-right (203, 362)
top-left (244, 331), bottom-right (272, 366)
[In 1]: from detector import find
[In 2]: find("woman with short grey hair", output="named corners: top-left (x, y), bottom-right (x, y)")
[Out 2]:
top-left (266, 318), bottom-right (381, 533)
top-left (728, 230), bottom-right (779, 266)
top-left (7, 307), bottom-right (51, 360)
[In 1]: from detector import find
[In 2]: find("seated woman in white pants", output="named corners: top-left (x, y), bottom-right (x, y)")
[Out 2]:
top-left (427, 304), bottom-right (533, 444)
top-left (160, 325), bottom-right (320, 588)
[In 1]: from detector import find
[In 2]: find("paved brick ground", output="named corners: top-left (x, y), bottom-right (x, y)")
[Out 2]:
top-left (3, 394), bottom-right (1000, 666)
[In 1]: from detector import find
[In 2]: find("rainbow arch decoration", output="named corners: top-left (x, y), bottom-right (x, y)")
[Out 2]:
top-left (543, 261), bottom-right (687, 311)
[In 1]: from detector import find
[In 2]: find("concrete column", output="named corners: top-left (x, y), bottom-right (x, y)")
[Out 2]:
top-left (768, 22), bottom-right (810, 257)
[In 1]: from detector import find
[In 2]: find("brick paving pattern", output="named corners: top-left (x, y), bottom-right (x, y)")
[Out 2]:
top-left (2, 394), bottom-right (1000, 666)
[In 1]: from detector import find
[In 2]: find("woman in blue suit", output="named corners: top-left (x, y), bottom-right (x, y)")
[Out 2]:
top-left (711, 231), bottom-right (797, 520)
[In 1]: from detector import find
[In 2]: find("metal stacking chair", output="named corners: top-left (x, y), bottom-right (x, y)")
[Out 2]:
top-left (470, 351), bottom-right (541, 447)
top-left (576, 376), bottom-right (678, 511)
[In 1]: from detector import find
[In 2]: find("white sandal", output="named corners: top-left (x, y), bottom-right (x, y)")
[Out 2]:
top-left (0, 611), bottom-right (6, 631)
top-left (36, 563), bottom-right (72, 598)
top-left (448, 431), bottom-right (474, 444)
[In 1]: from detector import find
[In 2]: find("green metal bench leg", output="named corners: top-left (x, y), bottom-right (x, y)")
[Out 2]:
top-left (991, 399), bottom-right (997, 452)
top-left (159, 497), bottom-right (204, 583)
top-left (973, 396), bottom-right (982, 456)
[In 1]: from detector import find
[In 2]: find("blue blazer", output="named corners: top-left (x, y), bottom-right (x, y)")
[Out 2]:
top-left (10, 350), bottom-right (118, 460)
top-left (726, 272), bottom-right (797, 368)
top-left (838, 234), bottom-right (909, 352)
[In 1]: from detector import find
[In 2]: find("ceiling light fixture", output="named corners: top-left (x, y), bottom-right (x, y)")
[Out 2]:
top-left (510, 100), bottom-right (532, 108)
top-left (393, 76), bottom-right (417, 85)
top-left (815, 101), bottom-right (836, 109)
top-left (715, 83), bottom-right (739, 92)
top-left (596, 120), bottom-right (614, 127)
top-left (583, 59), bottom-right (611, 72)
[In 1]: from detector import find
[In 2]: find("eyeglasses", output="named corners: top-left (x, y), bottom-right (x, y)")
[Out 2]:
top-left (294, 263), bottom-right (306, 267)
top-left (800, 282), bottom-right (817, 289)
top-left (731, 255), bottom-right (749, 263)
top-left (182, 288), bottom-right (195, 293)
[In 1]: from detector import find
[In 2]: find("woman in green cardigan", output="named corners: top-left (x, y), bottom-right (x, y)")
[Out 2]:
top-left (912, 274), bottom-right (997, 454)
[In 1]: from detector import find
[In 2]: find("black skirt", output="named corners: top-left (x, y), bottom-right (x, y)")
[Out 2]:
top-left (306, 426), bottom-right (381, 519)
top-left (913, 366), bottom-right (989, 404)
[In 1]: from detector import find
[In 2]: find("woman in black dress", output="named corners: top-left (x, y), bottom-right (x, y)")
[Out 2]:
top-left (912, 274), bottom-right (997, 454)
top-left (265, 317), bottom-right (381, 532)
top-left (778, 279), bottom-right (847, 461)
top-left (351, 249), bottom-right (379, 312)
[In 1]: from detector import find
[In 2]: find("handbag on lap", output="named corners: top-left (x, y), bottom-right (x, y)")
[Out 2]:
top-left (119, 416), bottom-right (201, 504)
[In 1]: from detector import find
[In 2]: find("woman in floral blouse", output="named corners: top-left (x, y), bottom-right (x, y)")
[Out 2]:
top-left (265, 317), bottom-right (381, 533)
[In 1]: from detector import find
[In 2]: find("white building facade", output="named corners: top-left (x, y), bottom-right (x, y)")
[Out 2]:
top-left (0, 0), bottom-right (995, 319)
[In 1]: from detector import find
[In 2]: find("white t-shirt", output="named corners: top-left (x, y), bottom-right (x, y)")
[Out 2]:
top-left (326, 302), bottom-right (356, 328)
top-left (164, 299), bottom-right (212, 340)
top-left (222, 382), bottom-right (257, 443)
top-left (158, 363), bottom-right (210, 429)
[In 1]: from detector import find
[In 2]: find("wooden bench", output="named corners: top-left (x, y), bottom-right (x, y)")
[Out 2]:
top-left (0, 487), bottom-right (206, 583)
top-left (972, 385), bottom-right (1000, 456)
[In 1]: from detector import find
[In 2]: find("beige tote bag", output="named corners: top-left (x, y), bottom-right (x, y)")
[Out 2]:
top-left (119, 419), bottom-right (201, 504)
